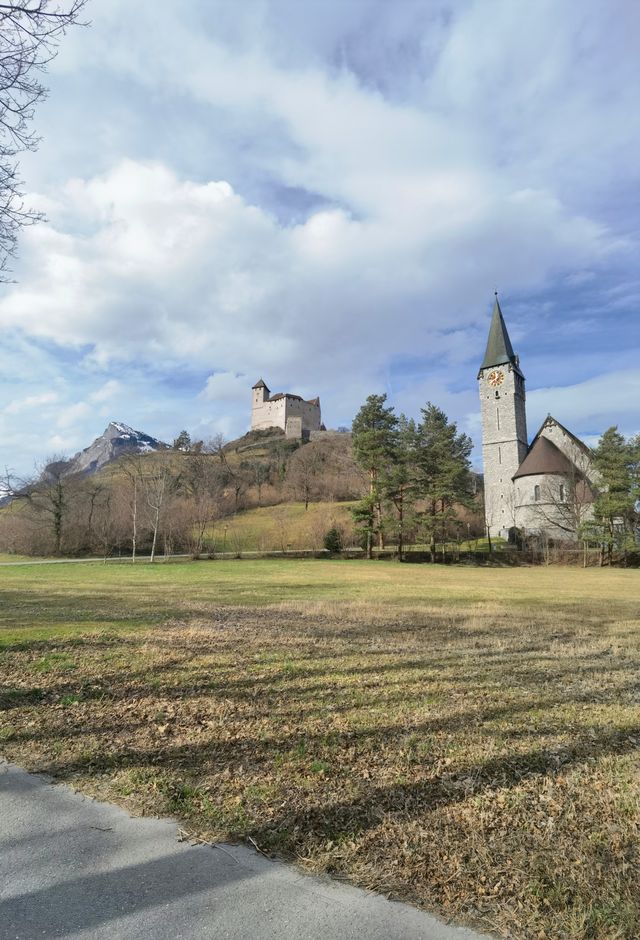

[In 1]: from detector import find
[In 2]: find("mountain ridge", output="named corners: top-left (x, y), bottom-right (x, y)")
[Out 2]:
top-left (51, 421), bottom-right (169, 478)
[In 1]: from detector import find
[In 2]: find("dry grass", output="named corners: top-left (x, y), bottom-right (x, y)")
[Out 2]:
top-left (204, 501), bottom-right (357, 552)
top-left (0, 560), bottom-right (639, 939)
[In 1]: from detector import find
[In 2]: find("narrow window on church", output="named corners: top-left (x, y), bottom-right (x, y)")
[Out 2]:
top-left (498, 446), bottom-right (502, 464)
top-left (496, 408), bottom-right (500, 430)
top-left (559, 484), bottom-right (565, 502)
top-left (534, 485), bottom-right (540, 501)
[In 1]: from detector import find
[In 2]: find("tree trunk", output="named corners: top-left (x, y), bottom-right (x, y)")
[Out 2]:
top-left (150, 504), bottom-right (160, 563)
top-left (131, 480), bottom-right (137, 564)
top-left (429, 501), bottom-right (436, 563)
top-left (377, 500), bottom-right (384, 549)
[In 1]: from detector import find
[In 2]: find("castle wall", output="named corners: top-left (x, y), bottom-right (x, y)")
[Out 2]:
top-left (283, 397), bottom-right (321, 431)
top-left (251, 397), bottom-right (288, 431)
top-left (251, 387), bottom-right (321, 434)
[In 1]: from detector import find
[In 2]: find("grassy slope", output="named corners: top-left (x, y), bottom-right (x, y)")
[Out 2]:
top-left (1, 560), bottom-right (639, 939)
top-left (205, 502), bottom-right (357, 552)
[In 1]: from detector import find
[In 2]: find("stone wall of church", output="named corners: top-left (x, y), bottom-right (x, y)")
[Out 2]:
top-left (479, 364), bottom-right (528, 538)
top-left (514, 472), bottom-right (595, 539)
top-left (539, 420), bottom-right (593, 478)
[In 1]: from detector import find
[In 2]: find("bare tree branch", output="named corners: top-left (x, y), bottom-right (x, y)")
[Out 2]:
top-left (0, 1), bottom-right (87, 276)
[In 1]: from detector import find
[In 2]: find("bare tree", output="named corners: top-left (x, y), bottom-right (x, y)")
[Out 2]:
top-left (529, 459), bottom-right (595, 542)
top-left (178, 452), bottom-right (225, 555)
top-left (1, 457), bottom-right (73, 553)
top-left (286, 444), bottom-right (324, 510)
top-left (140, 456), bottom-right (175, 563)
top-left (119, 454), bottom-right (146, 563)
top-left (0, 1), bottom-right (87, 274)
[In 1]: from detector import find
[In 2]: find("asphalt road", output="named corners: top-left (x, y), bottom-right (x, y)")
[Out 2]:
top-left (0, 761), bottom-right (488, 940)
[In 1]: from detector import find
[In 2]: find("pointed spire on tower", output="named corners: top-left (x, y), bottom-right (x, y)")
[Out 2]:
top-left (480, 293), bottom-right (518, 370)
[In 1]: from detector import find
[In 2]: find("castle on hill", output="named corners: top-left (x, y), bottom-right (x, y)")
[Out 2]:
top-left (479, 298), bottom-right (596, 541)
top-left (251, 379), bottom-right (322, 438)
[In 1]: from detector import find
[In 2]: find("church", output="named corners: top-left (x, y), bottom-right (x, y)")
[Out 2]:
top-left (478, 297), bottom-right (596, 541)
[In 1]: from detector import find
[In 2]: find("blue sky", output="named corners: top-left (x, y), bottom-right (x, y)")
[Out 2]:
top-left (1, 0), bottom-right (638, 475)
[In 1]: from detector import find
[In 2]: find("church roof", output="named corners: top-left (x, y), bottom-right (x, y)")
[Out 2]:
top-left (480, 297), bottom-right (520, 371)
top-left (537, 415), bottom-right (592, 458)
top-left (513, 435), bottom-right (574, 480)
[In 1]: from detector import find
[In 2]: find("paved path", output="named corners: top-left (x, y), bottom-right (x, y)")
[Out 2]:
top-left (0, 761), bottom-right (488, 940)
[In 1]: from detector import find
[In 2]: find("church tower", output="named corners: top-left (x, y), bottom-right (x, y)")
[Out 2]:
top-left (478, 296), bottom-right (528, 538)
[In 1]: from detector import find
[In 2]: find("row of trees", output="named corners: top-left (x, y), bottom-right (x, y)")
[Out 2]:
top-left (0, 433), bottom-right (363, 558)
top-left (351, 395), bottom-right (477, 560)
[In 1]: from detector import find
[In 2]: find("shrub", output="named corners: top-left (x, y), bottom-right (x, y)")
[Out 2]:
top-left (323, 526), bottom-right (343, 555)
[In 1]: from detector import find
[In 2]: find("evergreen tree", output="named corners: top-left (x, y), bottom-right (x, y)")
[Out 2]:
top-left (351, 394), bottom-right (399, 557)
top-left (413, 403), bottom-right (473, 562)
top-left (323, 526), bottom-right (343, 555)
top-left (592, 427), bottom-right (638, 564)
top-left (381, 415), bottom-right (416, 561)
top-left (173, 430), bottom-right (192, 451)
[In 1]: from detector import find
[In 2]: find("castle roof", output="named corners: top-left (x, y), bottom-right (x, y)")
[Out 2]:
top-left (480, 297), bottom-right (522, 374)
top-left (252, 378), bottom-right (268, 389)
top-left (268, 392), bottom-right (320, 404)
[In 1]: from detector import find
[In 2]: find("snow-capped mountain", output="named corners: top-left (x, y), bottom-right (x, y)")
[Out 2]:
top-left (56, 422), bottom-right (169, 477)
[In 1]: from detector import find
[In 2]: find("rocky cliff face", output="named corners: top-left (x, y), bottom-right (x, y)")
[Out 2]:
top-left (58, 422), bottom-right (169, 477)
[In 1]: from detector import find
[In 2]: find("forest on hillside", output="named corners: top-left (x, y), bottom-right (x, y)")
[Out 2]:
top-left (0, 416), bottom-right (485, 559)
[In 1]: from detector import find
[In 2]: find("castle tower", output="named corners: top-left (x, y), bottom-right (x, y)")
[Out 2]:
top-left (252, 378), bottom-right (269, 407)
top-left (478, 296), bottom-right (528, 539)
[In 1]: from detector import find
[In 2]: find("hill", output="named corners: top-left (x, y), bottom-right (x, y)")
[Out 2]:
top-left (204, 501), bottom-right (358, 553)
top-left (0, 425), bottom-right (484, 558)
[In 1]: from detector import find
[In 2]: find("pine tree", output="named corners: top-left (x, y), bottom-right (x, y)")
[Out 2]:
top-left (413, 403), bottom-right (473, 562)
top-left (592, 427), bottom-right (637, 565)
top-left (381, 415), bottom-right (416, 561)
top-left (351, 394), bottom-right (399, 558)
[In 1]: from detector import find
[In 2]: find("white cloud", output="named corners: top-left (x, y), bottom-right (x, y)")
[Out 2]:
top-left (200, 372), bottom-right (249, 403)
top-left (1, 0), bottom-right (638, 475)
top-left (528, 370), bottom-right (640, 436)
top-left (5, 391), bottom-right (59, 415)
top-left (89, 379), bottom-right (123, 404)
top-left (0, 155), bottom-right (612, 387)
top-left (56, 401), bottom-right (92, 429)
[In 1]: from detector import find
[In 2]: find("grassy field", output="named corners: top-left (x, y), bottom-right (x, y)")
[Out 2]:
top-left (1, 559), bottom-right (638, 939)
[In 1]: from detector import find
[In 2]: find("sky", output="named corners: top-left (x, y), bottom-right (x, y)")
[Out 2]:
top-left (1, 0), bottom-right (638, 476)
